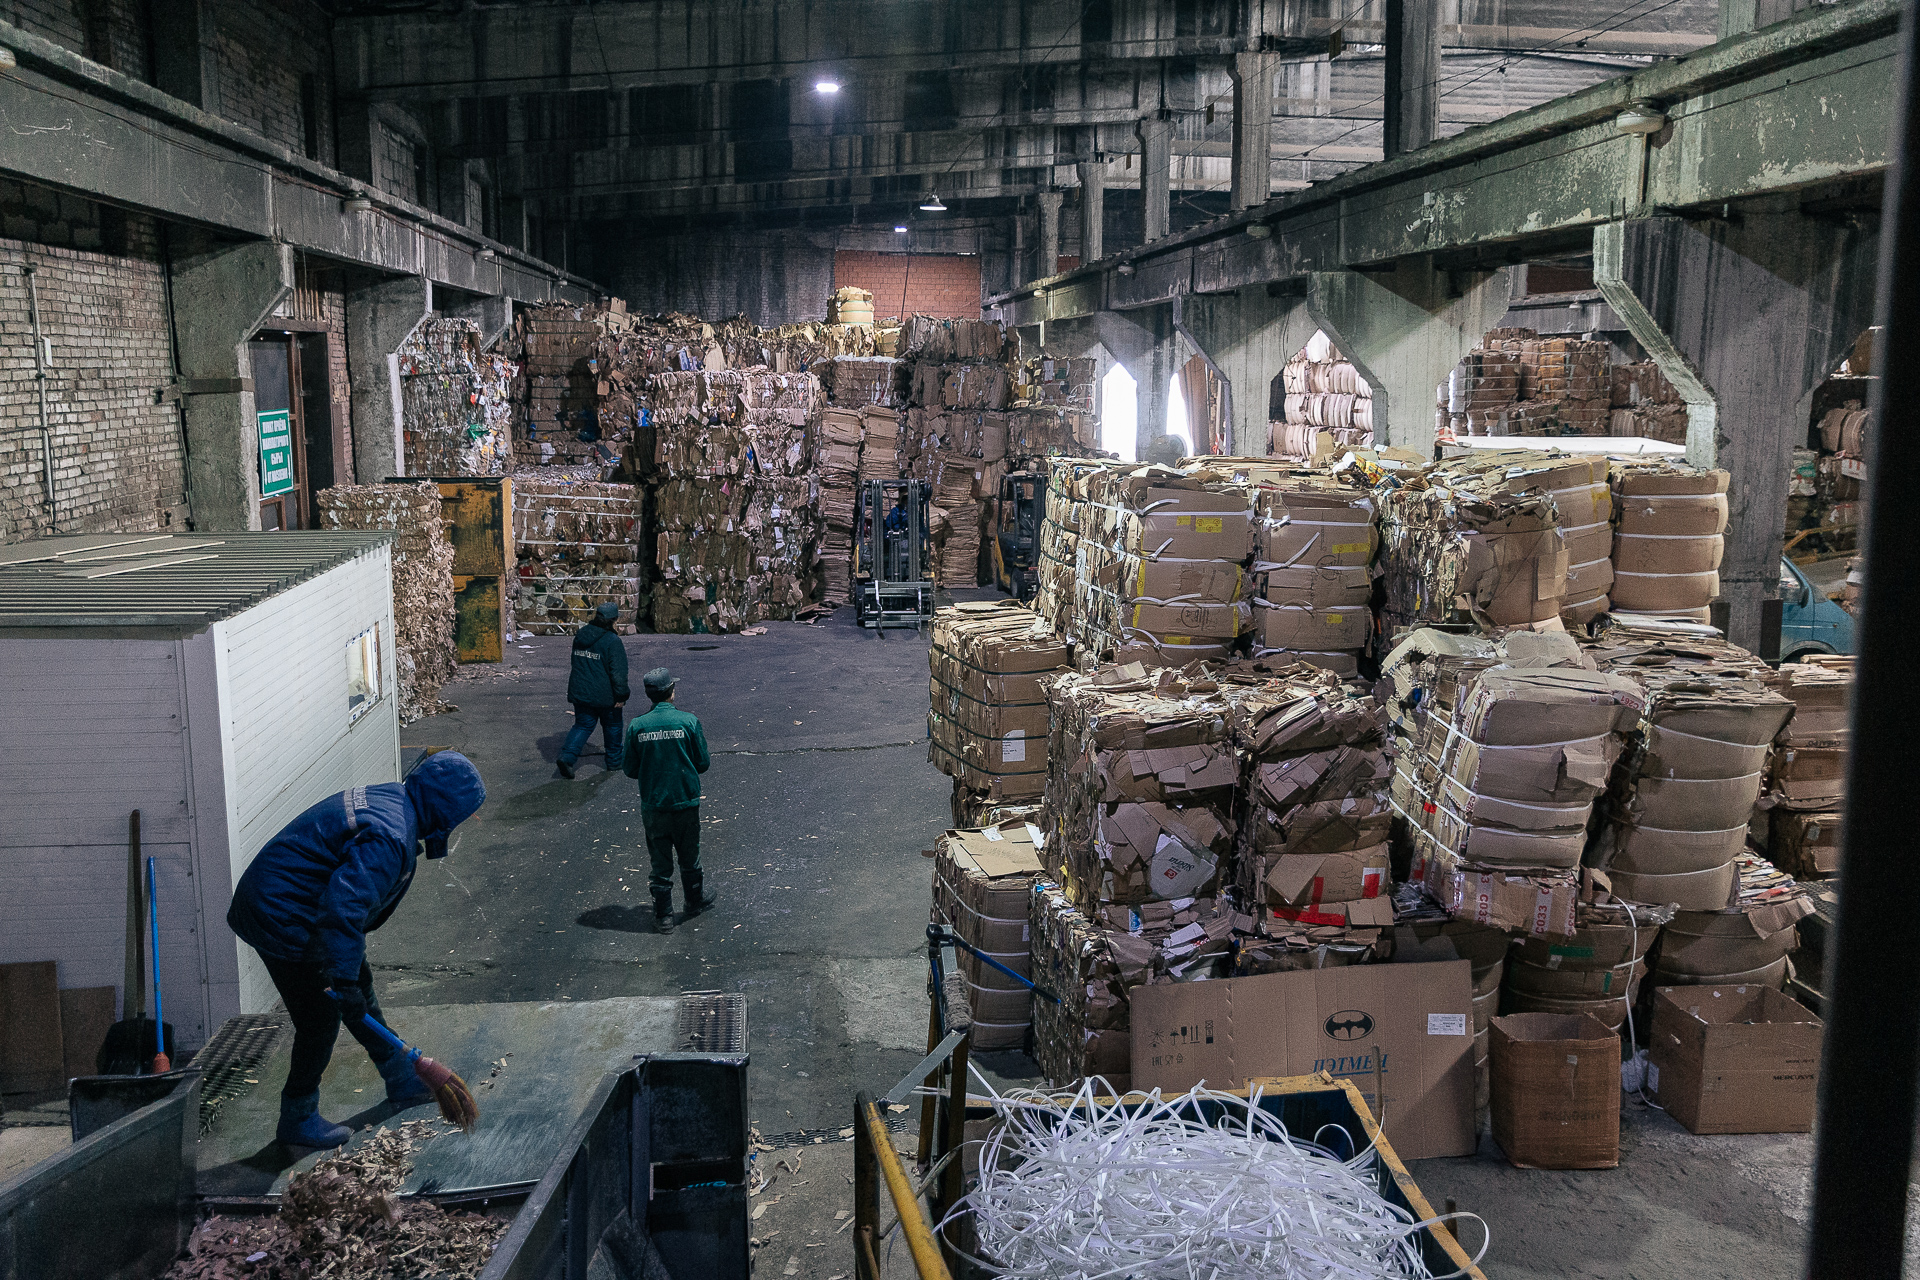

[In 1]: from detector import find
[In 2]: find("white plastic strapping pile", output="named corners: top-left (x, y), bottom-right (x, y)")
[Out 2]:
top-left (949, 1079), bottom-right (1486, 1279)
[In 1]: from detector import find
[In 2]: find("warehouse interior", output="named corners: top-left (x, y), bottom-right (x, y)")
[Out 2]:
top-left (0, 0), bottom-right (1907, 1274)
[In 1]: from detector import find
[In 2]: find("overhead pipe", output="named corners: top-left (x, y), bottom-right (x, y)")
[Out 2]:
top-left (1806, 0), bottom-right (1920, 1273)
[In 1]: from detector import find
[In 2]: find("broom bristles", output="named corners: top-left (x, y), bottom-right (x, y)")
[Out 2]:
top-left (413, 1053), bottom-right (480, 1130)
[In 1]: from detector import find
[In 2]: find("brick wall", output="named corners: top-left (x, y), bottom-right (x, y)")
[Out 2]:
top-left (6, 0), bottom-right (86, 55)
top-left (832, 251), bottom-right (981, 321)
top-left (0, 211), bottom-right (187, 543)
top-left (210, 0), bottom-right (336, 163)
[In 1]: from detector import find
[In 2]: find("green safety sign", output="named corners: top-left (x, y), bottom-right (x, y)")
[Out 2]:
top-left (258, 409), bottom-right (294, 497)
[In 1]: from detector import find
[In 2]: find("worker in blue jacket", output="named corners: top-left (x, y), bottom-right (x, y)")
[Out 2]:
top-left (557, 600), bottom-right (630, 778)
top-left (227, 751), bottom-right (487, 1149)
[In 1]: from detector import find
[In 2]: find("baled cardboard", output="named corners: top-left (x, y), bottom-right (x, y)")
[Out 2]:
top-left (1611, 569), bottom-right (1721, 612)
top-left (1414, 842), bottom-right (1579, 937)
top-left (1770, 745), bottom-right (1845, 806)
top-left (1257, 508), bottom-right (1377, 570)
top-left (1255, 604), bottom-right (1371, 651)
top-left (1123, 488), bottom-right (1254, 560)
top-left (1457, 523), bottom-right (1569, 624)
top-left (1131, 962), bottom-right (1477, 1160)
top-left (1261, 563), bottom-right (1373, 609)
top-left (933, 824), bottom-right (1045, 1045)
top-left (1658, 900), bottom-right (1811, 977)
top-left (1613, 533), bottom-right (1725, 575)
top-left (1607, 822), bottom-right (1750, 875)
top-left (1770, 809), bottom-right (1841, 878)
top-left (1648, 984), bottom-right (1822, 1134)
top-left (1489, 1012), bottom-right (1620, 1169)
top-left (1624, 770), bottom-right (1766, 831)
top-left (1263, 847), bottom-right (1391, 907)
top-left (1604, 862), bottom-right (1737, 913)
top-left (1124, 599), bottom-right (1251, 641)
top-left (1120, 556), bottom-right (1249, 605)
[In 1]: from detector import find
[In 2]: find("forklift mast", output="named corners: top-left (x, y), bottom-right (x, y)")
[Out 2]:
top-left (854, 477), bottom-right (935, 629)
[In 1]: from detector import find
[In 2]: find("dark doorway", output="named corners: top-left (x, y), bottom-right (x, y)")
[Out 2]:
top-left (249, 334), bottom-right (306, 530)
top-left (296, 332), bottom-right (335, 527)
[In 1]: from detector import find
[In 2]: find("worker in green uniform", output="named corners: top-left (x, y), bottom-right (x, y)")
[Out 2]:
top-left (621, 667), bottom-right (713, 933)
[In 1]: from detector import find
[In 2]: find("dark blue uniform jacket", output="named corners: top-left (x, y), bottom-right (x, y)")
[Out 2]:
top-left (227, 752), bottom-right (487, 984)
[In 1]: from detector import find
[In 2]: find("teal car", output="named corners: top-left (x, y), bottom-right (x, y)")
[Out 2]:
top-left (1779, 557), bottom-right (1855, 659)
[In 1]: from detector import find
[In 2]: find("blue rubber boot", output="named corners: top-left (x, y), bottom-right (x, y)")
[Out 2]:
top-left (277, 1092), bottom-right (350, 1149)
top-left (379, 1049), bottom-right (433, 1108)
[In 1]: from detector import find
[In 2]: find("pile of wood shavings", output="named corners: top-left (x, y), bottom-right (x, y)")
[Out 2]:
top-left (164, 1121), bottom-right (508, 1279)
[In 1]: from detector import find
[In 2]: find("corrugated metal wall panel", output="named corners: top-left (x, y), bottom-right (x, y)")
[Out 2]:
top-left (212, 545), bottom-right (400, 1016)
top-left (0, 637), bottom-right (201, 1040)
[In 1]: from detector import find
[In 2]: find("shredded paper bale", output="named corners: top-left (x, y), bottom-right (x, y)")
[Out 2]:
top-left (163, 1121), bottom-right (506, 1280)
top-left (398, 315), bottom-right (517, 476)
top-left (317, 483), bottom-right (458, 724)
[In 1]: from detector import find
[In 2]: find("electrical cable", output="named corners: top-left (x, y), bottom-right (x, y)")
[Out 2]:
top-left (941, 1076), bottom-right (1490, 1280)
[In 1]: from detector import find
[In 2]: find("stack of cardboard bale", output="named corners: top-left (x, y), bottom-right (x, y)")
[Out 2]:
top-left (511, 306), bottom-right (618, 472)
top-left (316, 482), bottom-right (458, 724)
top-left (1374, 450), bottom-right (1570, 634)
top-left (1064, 463), bottom-right (1255, 667)
top-left (1270, 336), bottom-right (1374, 458)
top-left (1503, 875), bottom-right (1673, 1035)
top-left (1609, 362), bottom-right (1689, 444)
top-left (1385, 629), bottom-right (1637, 941)
top-left (1609, 462), bottom-right (1729, 623)
top-left (928, 601), bottom-right (1074, 824)
top-left (1440, 330), bottom-right (1614, 438)
top-left (1249, 475), bottom-right (1376, 673)
top-left (1547, 457), bottom-right (1615, 625)
top-left (641, 370), bottom-right (823, 633)
top-left (1765, 656), bottom-right (1853, 880)
top-left (815, 408), bottom-right (864, 606)
top-left (932, 822), bottom-right (1047, 1051)
top-left (1648, 852), bottom-right (1814, 991)
top-left (511, 471), bottom-right (645, 635)
top-left (1034, 457), bottom-right (1127, 642)
top-left (828, 356), bottom-right (901, 408)
top-left (398, 315), bottom-right (517, 476)
top-left (1584, 621), bottom-right (1792, 918)
top-left (1029, 663), bottom-right (1244, 1087)
top-left (1221, 663), bottom-right (1395, 950)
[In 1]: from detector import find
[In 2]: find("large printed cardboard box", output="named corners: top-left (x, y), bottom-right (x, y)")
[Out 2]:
top-left (1130, 962), bottom-right (1475, 1159)
top-left (1647, 984), bottom-right (1822, 1134)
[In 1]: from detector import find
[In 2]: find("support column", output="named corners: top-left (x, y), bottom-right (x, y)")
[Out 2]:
top-left (1719, 0), bottom-right (1798, 38)
top-left (1076, 160), bottom-right (1105, 264)
top-left (1036, 191), bottom-right (1063, 280)
top-left (1309, 258), bottom-right (1517, 455)
top-left (1594, 213), bottom-right (1878, 650)
top-left (1011, 210), bottom-right (1028, 286)
top-left (1229, 54), bottom-right (1275, 211)
top-left (1180, 286), bottom-right (1322, 455)
top-left (168, 240), bottom-right (295, 531)
top-left (346, 276), bottom-right (432, 482)
top-left (1383, 0), bottom-right (1439, 159)
top-left (1136, 117), bottom-right (1172, 245)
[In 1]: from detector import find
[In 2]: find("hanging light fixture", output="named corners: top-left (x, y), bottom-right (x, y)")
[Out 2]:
top-left (919, 194), bottom-right (947, 212)
top-left (814, 78), bottom-right (842, 95)
top-left (894, 224), bottom-right (909, 234)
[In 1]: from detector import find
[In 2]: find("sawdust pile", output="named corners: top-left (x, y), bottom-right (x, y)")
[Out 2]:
top-left (164, 1122), bottom-right (506, 1280)
top-left (317, 483), bottom-right (460, 724)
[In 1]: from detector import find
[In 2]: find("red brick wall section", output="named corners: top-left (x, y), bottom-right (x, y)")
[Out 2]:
top-left (0, 234), bottom-right (189, 542)
top-left (832, 251), bottom-right (981, 321)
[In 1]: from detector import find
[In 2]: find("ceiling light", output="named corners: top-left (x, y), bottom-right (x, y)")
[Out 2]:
top-left (478, 248), bottom-right (496, 260)
top-left (343, 197), bottom-right (374, 213)
top-left (1615, 100), bottom-right (1666, 135)
top-left (1116, 263), bottom-right (1135, 277)
top-left (894, 225), bottom-right (908, 234)
top-left (920, 195), bottom-right (947, 212)
top-left (1247, 224), bottom-right (1271, 238)
top-left (815, 79), bottom-right (842, 95)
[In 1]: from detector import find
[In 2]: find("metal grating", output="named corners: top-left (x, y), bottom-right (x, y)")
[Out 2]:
top-left (675, 990), bottom-right (747, 1054)
top-left (194, 1014), bottom-right (285, 1134)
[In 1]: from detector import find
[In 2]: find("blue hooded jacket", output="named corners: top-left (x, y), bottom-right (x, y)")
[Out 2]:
top-left (227, 752), bottom-right (487, 984)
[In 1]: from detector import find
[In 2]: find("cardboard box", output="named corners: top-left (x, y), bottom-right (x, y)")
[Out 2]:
top-left (1123, 489), bottom-right (1254, 560)
top-left (1130, 962), bottom-right (1476, 1160)
top-left (1255, 604), bottom-right (1371, 652)
top-left (1256, 505), bottom-right (1377, 569)
top-left (1119, 556), bottom-right (1249, 605)
top-left (1770, 745), bottom-right (1846, 806)
top-left (1648, 984), bottom-right (1823, 1134)
top-left (1489, 1012), bottom-right (1620, 1169)
top-left (1125, 599), bottom-right (1251, 641)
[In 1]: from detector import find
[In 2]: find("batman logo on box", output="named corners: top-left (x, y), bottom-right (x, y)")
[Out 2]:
top-left (1325, 1009), bottom-right (1375, 1042)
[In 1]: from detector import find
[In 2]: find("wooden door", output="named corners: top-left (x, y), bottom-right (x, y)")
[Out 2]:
top-left (248, 334), bottom-right (308, 530)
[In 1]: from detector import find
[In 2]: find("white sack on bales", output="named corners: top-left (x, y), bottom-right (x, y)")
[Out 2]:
top-left (317, 482), bottom-right (459, 724)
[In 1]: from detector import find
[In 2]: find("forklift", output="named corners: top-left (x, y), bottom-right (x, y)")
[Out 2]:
top-left (992, 470), bottom-right (1044, 602)
top-left (855, 477), bottom-right (935, 629)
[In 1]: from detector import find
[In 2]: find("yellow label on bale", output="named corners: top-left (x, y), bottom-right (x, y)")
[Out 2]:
top-left (1325, 614), bottom-right (1344, 624)
top-left (1195, 517), bottom-right (1224, 533)
top-left (1176, 515), bottom-right (1193, 527)
top-left (1331, 542), bottom-right (1370, 554)
top-left (1163, 635), bottom-right (1193, 644)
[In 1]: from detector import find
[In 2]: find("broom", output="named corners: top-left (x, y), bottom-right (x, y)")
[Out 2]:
top-left (355, 1012), bottom-right (480, 1130)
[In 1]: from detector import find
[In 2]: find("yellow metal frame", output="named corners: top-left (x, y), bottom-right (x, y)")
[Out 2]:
top-left (853, 1091), bottom-right (953, 1280)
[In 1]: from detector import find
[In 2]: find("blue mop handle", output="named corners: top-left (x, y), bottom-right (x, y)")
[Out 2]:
top-left (146, 856), bottom-right (163, 1057)
top-left (343, 1002), bottom-right (421, 1064)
